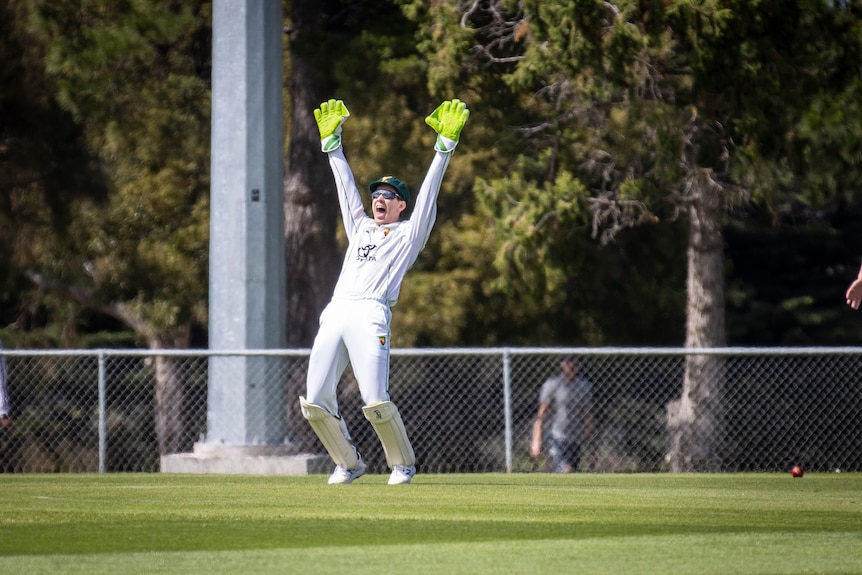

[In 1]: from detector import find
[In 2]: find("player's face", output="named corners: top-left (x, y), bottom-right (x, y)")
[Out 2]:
top-left (561, 359), bottom-right (579, 380)
top-left (371, 185), bottom-right (406, 225)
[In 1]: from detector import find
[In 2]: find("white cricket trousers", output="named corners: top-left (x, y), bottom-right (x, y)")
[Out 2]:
top-left (305, 298), bottom-right (392, 417)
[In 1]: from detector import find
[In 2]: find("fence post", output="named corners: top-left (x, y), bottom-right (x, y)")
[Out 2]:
top-left (503, 349), bottom-right (513, 473)
top-left (98, 351), bottom-right (106, 473)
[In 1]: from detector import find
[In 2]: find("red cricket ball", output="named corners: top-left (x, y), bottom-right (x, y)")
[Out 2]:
top-left (791, 465), bottom-right (804, 478)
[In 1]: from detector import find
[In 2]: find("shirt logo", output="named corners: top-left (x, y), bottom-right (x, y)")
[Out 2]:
top-left (357, 244), bottom-right (377, 261)
top-left (379, 336), bottom-right (387, 346)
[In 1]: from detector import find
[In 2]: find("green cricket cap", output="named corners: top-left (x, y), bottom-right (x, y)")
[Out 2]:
top-left (368, 175), bottom-right (410, 203)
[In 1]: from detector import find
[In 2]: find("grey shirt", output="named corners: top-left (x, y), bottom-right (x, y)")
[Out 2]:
top-left (538, 373), bottom-right (593, 444)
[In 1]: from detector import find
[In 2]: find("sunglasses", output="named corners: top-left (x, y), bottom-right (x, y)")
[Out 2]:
top-left (371, 189), bottom-right (403, 201)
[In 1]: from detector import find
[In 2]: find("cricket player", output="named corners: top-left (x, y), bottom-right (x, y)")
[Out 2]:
top-left (846, 261), bottom-right (862, 309)
top-left (300, 98), bottom-right (469, 485)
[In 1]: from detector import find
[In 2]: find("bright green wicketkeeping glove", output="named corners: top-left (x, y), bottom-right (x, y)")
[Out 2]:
top-left (313, 99), bottom-right (350, 152)
top-left (424, 99), bottom-right (470, 152)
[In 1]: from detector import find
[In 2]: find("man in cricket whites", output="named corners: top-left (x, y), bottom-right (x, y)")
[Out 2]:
top-left (300, 98), bottom-right (469, 485)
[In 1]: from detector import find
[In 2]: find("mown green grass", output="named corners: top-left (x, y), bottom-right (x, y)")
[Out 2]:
top-left (1, 472), bottom-right (860, 574)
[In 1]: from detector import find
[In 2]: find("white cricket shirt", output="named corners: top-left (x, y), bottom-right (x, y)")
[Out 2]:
top-left (327, 147), bottom-right (452, 307)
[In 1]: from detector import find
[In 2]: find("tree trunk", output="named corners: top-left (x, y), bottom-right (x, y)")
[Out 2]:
top-left (284, 0), bottom-right (344, 449)
top-left (666, 170), bottom-right (727, 472)
top-left (149, 325), bottom-right (191, 456)
top-left (283, 0), bottom-right (342, 349)
top-left (23, 270), bottom-right (195, 455)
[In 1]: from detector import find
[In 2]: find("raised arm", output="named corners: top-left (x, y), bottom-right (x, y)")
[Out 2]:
top-left (424, 98), bottom-right (470, 153)
top-left (313, 99), bottom-right (367, 235)
top-left (847, 261), bottom-right (862, 309)
top-left (405, 100), bottom-right (471, 250)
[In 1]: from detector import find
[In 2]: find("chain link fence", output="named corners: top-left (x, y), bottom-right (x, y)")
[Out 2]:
top-left (0, 348), bottom-right (859, 474)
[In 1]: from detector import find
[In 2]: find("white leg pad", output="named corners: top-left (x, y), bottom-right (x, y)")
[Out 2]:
top-left (300, 397), bottom-right (359, 469)
top-left (362, 401), bottom-right (415, 467)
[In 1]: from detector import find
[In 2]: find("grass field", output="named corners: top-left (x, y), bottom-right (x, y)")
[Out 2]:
top-left (1, 472), bottom-right (860, 574)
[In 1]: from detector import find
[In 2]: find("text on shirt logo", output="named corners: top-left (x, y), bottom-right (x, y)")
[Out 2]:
top-left (357, 244), bottom-right (377, 261)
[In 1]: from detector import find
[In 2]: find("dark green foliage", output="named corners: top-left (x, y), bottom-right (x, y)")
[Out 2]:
top-left (3, 0), bottom-right (862, 351)
top-left (2, 0), bottom-right (212, 344)
top-left (725, 205), bottom-right (862, 346)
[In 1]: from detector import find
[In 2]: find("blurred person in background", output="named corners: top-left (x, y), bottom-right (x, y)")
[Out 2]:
top-left (531, 355), bottom-right (595, 472)
top-left (0, 338), bottom-right (11, 429)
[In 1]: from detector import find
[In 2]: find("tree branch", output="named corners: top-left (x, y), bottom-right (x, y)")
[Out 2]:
top-left (25, 269), bottom-right (150, 335)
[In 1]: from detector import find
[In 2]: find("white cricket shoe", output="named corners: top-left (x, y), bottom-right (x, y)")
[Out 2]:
top-left (328, 459), bottom-right (366, 485)
top-left (388, 464), bottom-right (416, 485)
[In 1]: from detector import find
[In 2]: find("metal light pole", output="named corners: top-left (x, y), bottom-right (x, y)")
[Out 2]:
top-left (206, 0), bottom-right (285, 447)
